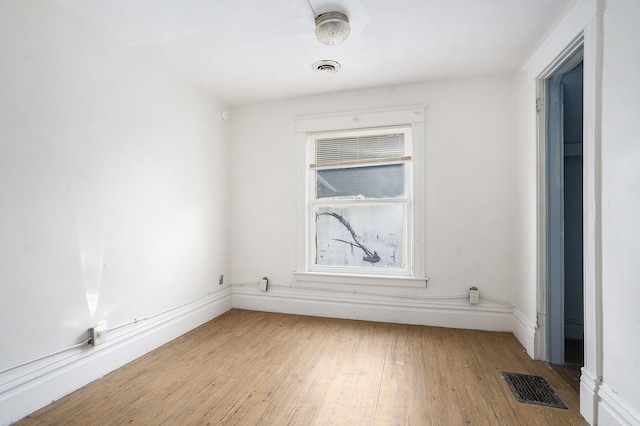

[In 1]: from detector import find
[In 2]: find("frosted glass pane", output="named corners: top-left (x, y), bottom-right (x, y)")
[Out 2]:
top-left (315, 203), bottom-right (405, 268)
top-left (316, 164), bottom-right (405, 199)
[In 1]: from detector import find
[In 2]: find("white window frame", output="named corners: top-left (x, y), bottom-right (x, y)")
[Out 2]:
top-left (308, 126), bottom-right (413, 276)
top-left (294, 106), bottom-right (427, 287)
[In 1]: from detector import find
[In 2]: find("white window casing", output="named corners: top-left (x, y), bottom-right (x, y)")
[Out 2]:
top-left (294, 106), bottom-right (427, 287)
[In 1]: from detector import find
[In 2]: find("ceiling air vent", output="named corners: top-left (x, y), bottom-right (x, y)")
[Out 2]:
top-left (312, 60), bottom-right (341, 74)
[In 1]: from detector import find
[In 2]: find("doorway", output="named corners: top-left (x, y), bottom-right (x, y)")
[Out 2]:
top-left (545, 51), bottom-right (584, 384)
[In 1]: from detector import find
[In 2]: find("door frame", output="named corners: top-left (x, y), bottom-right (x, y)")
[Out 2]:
top-left (533, 11), bottom-right (603, 424)
top-left (535, 36), bottom-right (584, 364)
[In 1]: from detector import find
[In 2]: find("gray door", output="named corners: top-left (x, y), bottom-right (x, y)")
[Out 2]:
top-left (546, 75), bottom-right (565, 364)
top-left (545, 60), bottom-right (584, 365)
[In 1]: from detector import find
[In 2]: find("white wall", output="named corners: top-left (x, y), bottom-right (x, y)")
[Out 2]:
top-left (513, 0), bottom-right (640, 423)
top-left (599, 0), bottom-right (640, 423)
top-left (8, 0), bottom-right (639, 424)
top-left (0, 1), bottom-right (232, 423)
top-left (231, 78), bottom-right (515, 330)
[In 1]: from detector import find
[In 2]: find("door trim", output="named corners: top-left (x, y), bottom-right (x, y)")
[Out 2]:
top-left (535, 35), bottom-right (584, 362)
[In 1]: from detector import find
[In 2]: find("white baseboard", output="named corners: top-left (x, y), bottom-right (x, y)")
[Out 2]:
top-left (232, 287), bottom-right (512, 331)
top-left (512, 308), bottom-right (536, 357)
top-left (0, 289), bottom-right (232, 426)
top-left (597, 383), bottom-right (640, 426)
top-left (580, 367), bottom-right (599, 425)
top-left (580, 367), bottom-right (640, 425)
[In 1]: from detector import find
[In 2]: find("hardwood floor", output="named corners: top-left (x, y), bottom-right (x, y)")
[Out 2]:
top-left (16, 310), bottom-right (587, 425)
top-left (550, 339), bottom-right (584, 394)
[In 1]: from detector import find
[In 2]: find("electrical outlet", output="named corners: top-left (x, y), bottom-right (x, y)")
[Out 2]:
top-left (469, 287), bottom-right (480, 305)
top-left (89, 320), bottom-right (107, 346)
top-left (219, 274), bottom-right (224, 285)
top-left (259, 277), bottom-right (269, 292)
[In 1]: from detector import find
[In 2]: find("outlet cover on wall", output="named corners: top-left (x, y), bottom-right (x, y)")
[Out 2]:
top-left (89, 320), bottom-right (107, 346)
top-left (469, 287), bottom-right (480, 305)
top-left (259, 277), bottom-right (268, 291)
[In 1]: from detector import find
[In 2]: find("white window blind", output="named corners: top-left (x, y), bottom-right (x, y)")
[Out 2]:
top-left (313, 132), bottom-right (408, 167)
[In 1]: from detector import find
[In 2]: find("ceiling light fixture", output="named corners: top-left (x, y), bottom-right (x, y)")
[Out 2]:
top-left (314, 12), bottom-right (351, 45)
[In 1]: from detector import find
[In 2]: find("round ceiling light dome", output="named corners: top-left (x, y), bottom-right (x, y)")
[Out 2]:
top-left (314, 12), bottom-right (351, 45)
top-left (312, 60), bottom-right (341, 74)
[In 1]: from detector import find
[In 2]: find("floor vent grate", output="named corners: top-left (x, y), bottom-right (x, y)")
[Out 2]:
top-left (502, 372), bottom-right (567, 409)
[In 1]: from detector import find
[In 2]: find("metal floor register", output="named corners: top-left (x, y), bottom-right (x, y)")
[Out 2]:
top-left (502, 372), bottom-right (567, 409)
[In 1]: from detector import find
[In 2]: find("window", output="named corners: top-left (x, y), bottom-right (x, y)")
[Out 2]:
top-left (295, 106), bottom-right (426, 286)
top-left (309, 127), bottom-right (412, 276)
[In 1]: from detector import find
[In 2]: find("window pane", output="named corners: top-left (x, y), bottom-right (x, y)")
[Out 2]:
top-left (314, 203), bottom-right (405, 269)
top-left (316, 164), bottom-right (405, 199)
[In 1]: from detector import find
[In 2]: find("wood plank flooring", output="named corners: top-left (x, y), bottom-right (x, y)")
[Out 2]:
top-left (16, 310), bottom-right (587, 425)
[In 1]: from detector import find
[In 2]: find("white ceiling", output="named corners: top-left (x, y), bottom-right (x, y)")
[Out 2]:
top-left (54, 0), bottom-right (574, 107)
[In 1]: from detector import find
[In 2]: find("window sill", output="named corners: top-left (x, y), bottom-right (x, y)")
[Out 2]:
top-left (293, 272), bottom-right (428, 288)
